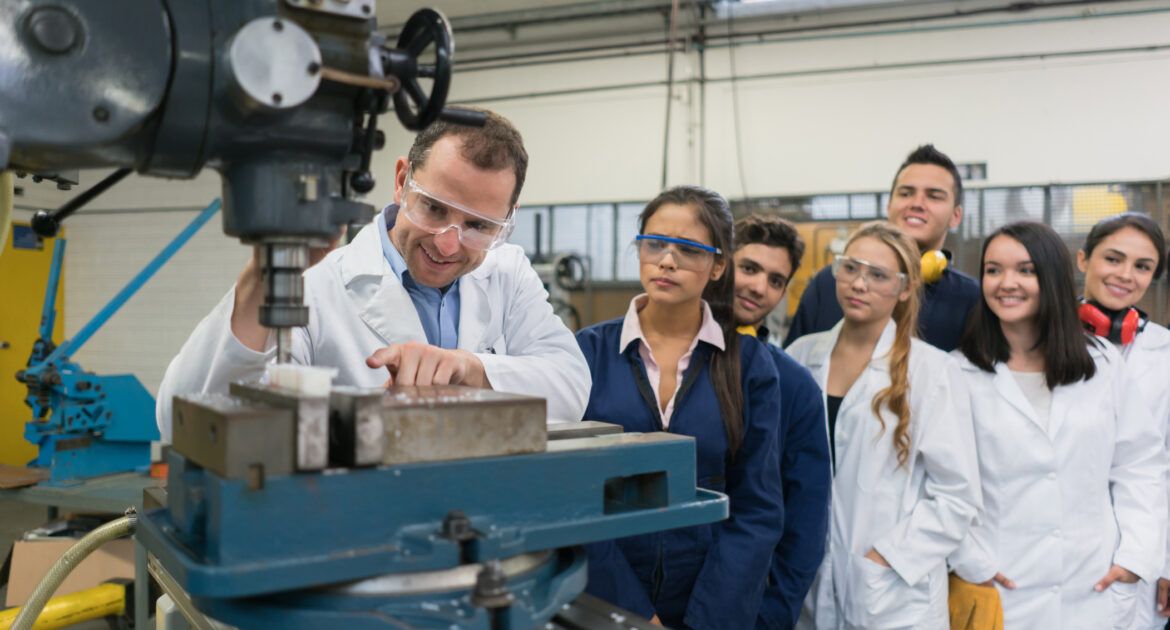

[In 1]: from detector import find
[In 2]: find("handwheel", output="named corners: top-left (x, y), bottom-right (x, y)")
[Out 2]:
top-left (390, 8), bottom-right (453, 130)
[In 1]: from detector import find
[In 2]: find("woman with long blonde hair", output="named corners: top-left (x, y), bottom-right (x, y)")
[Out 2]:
top-left (789, 221), bottom-right (981, 629)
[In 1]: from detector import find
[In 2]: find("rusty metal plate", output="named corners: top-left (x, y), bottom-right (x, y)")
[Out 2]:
top-left (330, 385), bottom-right (547, 466)
top-left (171, 394), bottom-right (296, 480)
top-left (230, 382), bottom-right (329, 471)
top-left (547, 420), bottom-right (623, 440)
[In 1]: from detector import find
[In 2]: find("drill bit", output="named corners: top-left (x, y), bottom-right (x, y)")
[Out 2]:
top-left (276, 327), bottom-right (293, 364)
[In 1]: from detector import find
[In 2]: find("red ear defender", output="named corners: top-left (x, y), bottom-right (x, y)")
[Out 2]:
top-left (1078, 302), bottom-right (1112, 337)
top-left (1078, 301), bottom-right (1146, 345)
top-left (1118, 307), bottom-right (1142, 345)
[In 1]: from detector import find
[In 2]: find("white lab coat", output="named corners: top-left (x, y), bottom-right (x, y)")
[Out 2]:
top-left (156, 214), bottom-right (591, 442)
top-left (1118, 323), bottom-right (1170, 630)
top-left (948, 340), bottom-right (1167, 630)
top-left (790, 320), bottom-right (982, 630)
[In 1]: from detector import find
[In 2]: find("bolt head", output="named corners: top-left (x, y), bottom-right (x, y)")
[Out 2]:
top-left (27, 7), bottom-right (80, 54)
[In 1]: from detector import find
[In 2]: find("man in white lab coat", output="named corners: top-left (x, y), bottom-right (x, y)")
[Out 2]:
top-left (155, 109), bottom-right (591, 441)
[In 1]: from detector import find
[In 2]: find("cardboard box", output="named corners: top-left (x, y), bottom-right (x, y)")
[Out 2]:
top-left (5, 538), bottom-right (134, 607)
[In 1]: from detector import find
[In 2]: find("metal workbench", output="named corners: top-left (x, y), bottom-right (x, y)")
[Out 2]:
top-left (0, 472), bottom-right (162, 629)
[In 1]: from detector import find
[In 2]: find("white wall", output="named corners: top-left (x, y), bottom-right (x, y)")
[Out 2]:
top-left (13, 0), bottom-right (1170, 390)
top-left (404, 0), bottom-right (1170, 204)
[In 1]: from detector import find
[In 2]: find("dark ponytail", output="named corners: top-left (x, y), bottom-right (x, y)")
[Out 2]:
top-left (640, 186), bottom-right (743, 456)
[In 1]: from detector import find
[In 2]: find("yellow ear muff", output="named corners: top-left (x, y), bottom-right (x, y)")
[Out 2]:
top-left (921, 249), bottom-right (948, 284)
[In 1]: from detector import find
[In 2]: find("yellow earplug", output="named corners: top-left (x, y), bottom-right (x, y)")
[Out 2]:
top-left (921, 249), bottom-right (948, 284)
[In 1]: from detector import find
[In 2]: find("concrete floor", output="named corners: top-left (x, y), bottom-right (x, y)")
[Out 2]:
top-left (0, 498), bottom-right (129, 629)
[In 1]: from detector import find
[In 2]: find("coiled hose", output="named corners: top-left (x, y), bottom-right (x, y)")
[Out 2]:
top-left (11, 510), bottom-right (137, 630)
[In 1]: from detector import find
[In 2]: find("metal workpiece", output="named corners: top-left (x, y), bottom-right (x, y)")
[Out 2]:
top-left (170, 394), bottom-right (296, 480)
top-left (226, 17), bottom-right (322, 113)
top-left (230, 382), bottom-right (329, 470)
top-left (329, 385), bottom-right (547, 466)
top-left (328, 387), bottom-right (387, 466)
top-left (547, 420), bottom-right (624, 440)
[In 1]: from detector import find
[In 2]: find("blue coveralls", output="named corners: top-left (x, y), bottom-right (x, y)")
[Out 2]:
top-left (756, 341), bottom-right (831, 630)
top-left (577, 319), bottom-right (784, 630)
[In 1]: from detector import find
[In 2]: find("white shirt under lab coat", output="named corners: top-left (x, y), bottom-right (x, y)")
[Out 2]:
top-left (1116, 323), bottom-right (1170, 630)
top-left (155, 216), bottom-right (591, 442)
top-left (948, 339), bottom-right (1167, 630)
top-left (789, 320), bottom-right (982, 630)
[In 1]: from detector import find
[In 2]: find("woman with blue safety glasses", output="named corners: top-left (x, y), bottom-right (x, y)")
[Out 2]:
top-left (575, 185), bottom-right (784, 629)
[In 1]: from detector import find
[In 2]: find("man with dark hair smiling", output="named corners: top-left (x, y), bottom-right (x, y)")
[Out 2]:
top-left (732, 214), bottom-right (831, 630)
top-left (156, 109), bottom-right (590, 440)
top-left (784, 144), bottom-right (980, 351)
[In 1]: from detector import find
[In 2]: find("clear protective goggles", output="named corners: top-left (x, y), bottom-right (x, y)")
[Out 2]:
top-left (400, 173), bottom-right (516, 251)
top-left (635, 234), bottom-right (722, 272)
top-left (832, 255), bottom-right (908, 296)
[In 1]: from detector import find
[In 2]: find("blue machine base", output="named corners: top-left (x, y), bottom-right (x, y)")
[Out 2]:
top-left (138, 431), bottom-right (728, 627)
top-left (30, 438), bottom-right (151, 487)
top-left (193, 547), bottom-right (586, 630)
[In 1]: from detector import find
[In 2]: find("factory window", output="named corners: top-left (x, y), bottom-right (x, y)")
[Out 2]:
top-left (615, 203), bottom-right (644, 281)
top-left (513, 206), bottom-right (551, 258)
top-left (546, 204), bottom-right (621, 280)
top-left (808, 195), bottom-right (850, 220)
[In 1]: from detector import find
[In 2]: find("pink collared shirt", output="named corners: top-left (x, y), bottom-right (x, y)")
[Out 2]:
top-left (618, 294), bottom-right (726, 428)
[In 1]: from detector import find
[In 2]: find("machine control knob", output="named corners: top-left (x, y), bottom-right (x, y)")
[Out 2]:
top-left (25, 6), bottom-right (81, 55)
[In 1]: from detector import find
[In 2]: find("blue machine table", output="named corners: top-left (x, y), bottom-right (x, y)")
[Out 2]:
top-left (0, 472), bottom-right (162, 629)
top-left (139, 384), bottom-right (729, 629)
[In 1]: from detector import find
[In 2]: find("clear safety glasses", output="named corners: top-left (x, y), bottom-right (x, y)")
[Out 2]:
top-left (832, 255), bottom-right (908, 296)
top-left (635, 234), bottom-right (722, 272)
top-left (400, 175), bottom-right (515, 251)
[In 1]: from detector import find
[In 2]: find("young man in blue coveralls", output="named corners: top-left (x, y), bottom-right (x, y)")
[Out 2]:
top-left (783, 145), bottom-right (980, 351)
top-left (732, 214), bottom-right (832, 630)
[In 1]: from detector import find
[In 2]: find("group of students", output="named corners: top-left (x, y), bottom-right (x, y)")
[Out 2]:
top-left (576, 146), bottom-right (1170, 630)
top-left (154, 108), bottom-right (1169, 630)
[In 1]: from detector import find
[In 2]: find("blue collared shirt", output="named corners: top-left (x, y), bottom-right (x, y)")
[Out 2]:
top-left (378, 205), bottom-right (460, 349)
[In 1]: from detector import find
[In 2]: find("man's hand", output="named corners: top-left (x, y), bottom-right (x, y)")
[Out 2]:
top-left (981, 573), bottom-right (1017, 590)
top-left (366, 342), bottom-right (488, 388)
top-left (1094, 564), bottom-right (1139, 592)
top-left (232, 235), bottom-right (342, 352)
top-left (649, 614), bottom-right (662, 626)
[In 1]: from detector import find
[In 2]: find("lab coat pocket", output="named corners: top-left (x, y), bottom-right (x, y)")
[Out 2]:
top-left (846, 554), bottom-right (931, 629)
top-left (477, 333), bottom-right (506, 355)
top-left (1107, 580), bottom-right (1140, 629)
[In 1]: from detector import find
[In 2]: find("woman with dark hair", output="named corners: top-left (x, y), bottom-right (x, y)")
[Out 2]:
top-left (949, 221), bottom-right (1165, 629)
top-left (789, 221), bottom-right (981, 629)
top-left (576, 186), bottom-right (783, 629)
top-left (1075, 213), bottom-right (1170, 629)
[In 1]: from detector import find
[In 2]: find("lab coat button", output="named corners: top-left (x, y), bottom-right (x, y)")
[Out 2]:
top-left (1046, 472), bottom-right (1056, 480)
top-left (1053, 529), bottom-right (1061, 537)
top-left (1051, 585), bottom-right (1060, 592)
